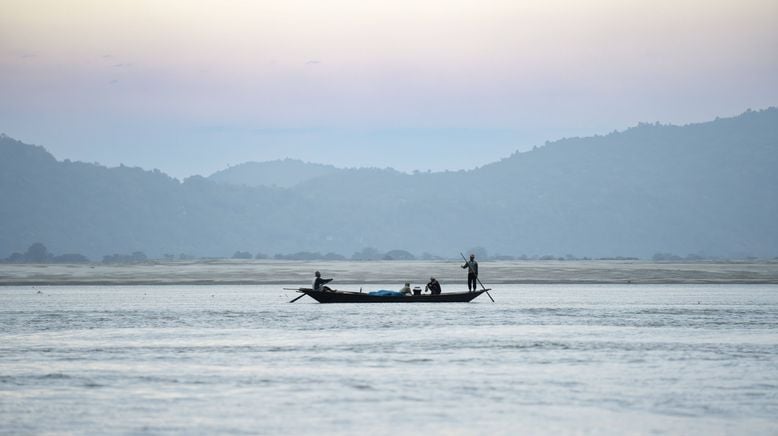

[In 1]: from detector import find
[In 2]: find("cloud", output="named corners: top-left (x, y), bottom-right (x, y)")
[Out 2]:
top-left (305, 60), bottom-right (321, 65)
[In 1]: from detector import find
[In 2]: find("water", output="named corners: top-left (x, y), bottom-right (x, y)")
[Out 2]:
top-left (1, 284), bottom-right (777, 435)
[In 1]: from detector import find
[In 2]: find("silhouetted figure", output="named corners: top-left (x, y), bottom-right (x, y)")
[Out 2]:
top-left (425, 277), bottom-right (442, 295)
top-left (461, 253), bottom-right (479, 292)
top-left (313, 271), bottom-right (333, 292)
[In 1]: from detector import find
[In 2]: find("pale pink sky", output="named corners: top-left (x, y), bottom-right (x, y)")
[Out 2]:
top-left (1, 0), bottom-right (777, 177)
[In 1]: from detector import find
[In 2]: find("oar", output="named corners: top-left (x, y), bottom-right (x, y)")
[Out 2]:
top-left (289, 292), bottom-right (308, 303)
top-left (285, 288), bottom-right (310, 303)
top-left (460, 252), bottom-right (495, 302)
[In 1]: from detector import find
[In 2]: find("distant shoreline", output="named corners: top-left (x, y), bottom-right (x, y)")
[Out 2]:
top-left (1, 259), bottom-right (777, 286)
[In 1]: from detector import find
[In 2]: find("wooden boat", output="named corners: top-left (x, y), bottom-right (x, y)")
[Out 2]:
top-left (292, 288), bottom-right (490, 303)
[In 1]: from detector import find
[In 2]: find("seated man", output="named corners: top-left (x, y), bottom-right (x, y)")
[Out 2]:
top-left (399, 282), bottom-right (412, 296)
top-left (425, 277), bottom-right (442, 295)
top-left (312, 271), bottom-right (333, 292)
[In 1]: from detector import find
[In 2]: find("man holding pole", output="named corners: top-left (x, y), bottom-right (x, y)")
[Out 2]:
top-left (461, 253), bottom-right (479, 292)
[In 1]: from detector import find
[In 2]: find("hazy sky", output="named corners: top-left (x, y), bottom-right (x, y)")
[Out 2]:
top-left (1, 0), bottom-right (776, 178)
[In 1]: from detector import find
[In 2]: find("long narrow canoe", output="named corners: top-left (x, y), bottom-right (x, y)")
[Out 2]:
top-left (293, 288), bottom-right (490, 303)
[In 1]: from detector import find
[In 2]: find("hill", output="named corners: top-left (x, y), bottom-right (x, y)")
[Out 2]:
top-left (208, 159), bottom-right (342, 188)
top-left (1, 108), bottom-right (776, 259)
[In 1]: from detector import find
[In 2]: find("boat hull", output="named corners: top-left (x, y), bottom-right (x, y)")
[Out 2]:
top-left (297, 289), bottom-right (489, 303)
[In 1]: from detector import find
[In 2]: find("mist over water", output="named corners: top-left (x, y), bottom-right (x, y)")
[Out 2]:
top-left (2, 284), bottom-right (776, 434)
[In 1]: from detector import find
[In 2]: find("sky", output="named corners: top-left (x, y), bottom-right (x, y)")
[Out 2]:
top-left (1, 0), bottom-right (777, 178)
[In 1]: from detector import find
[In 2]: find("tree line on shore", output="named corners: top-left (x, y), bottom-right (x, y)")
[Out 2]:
top-left (2, 243), bottom-right (773, 264)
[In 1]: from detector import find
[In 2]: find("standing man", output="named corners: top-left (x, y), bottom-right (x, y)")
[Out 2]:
top-left (461, 254), bottom-right (479, 292)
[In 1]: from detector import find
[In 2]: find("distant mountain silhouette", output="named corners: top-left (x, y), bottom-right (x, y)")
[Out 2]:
top-left (208, 159), bottom-right (342, 188)
top-left (1, 108), bottom-right (777, 259)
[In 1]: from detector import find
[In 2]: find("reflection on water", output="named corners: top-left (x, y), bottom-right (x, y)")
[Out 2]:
top-left (1, 284), bottom-right (777, 434)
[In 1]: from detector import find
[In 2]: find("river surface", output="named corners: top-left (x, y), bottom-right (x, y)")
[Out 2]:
top-left (1, 284), bottom-right (777, 435)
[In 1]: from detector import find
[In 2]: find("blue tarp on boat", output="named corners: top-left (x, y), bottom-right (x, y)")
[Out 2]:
top-left (368, 290), bottom-right (404, 297)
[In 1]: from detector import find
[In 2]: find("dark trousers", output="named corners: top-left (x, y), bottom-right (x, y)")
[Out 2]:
top-left (467, 274), bottom-right (477, 291)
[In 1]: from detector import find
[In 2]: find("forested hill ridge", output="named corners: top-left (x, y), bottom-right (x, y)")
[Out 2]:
top-left (1, 108), bottom-right (777, 260)
top-left (208, 159), bottom-right (345, 188)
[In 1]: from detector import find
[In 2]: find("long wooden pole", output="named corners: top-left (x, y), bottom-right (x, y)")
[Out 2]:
top-left (460, 252), bottom-right (495, 302)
